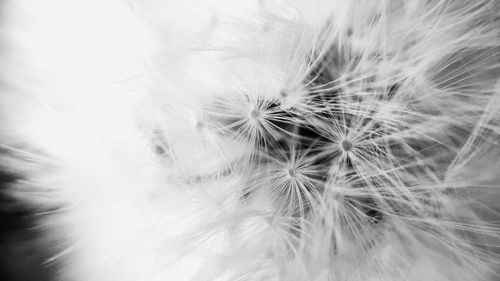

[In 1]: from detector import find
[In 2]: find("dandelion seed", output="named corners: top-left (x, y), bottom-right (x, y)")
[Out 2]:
top-left (249, 108), bottom-right (262, 120)
top-left (195, 120), bottom-right (205, 131)
top-left (341, 139), bottom-right (353, 152)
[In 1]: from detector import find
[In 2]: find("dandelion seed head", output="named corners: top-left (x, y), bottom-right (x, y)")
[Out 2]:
top-left (2, 1), bottom-right (500, 280)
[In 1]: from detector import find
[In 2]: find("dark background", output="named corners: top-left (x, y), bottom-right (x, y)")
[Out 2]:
top-left (0, 171), bottom-right (55, 281)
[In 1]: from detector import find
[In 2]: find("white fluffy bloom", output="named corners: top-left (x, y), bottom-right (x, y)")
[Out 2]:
top-left (1, 0), bottom-right (500, 280)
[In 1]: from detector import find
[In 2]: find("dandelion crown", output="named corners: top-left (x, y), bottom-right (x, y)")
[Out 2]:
top-left (1, 0), bottom-right (500, 280)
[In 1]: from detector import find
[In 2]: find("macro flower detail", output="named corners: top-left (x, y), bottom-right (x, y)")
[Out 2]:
top-left (0, 0), bottom-right (499, 281)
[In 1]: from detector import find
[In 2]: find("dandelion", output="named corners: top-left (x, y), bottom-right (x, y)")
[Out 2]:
top-left (1, 0), bottom-right (500, 281)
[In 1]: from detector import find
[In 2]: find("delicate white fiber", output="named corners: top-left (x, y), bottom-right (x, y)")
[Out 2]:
top-left (1, 0), bottom-right (499, 280)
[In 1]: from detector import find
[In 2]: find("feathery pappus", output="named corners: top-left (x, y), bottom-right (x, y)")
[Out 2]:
top-left (1, 0), bottom-right (500, 280)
